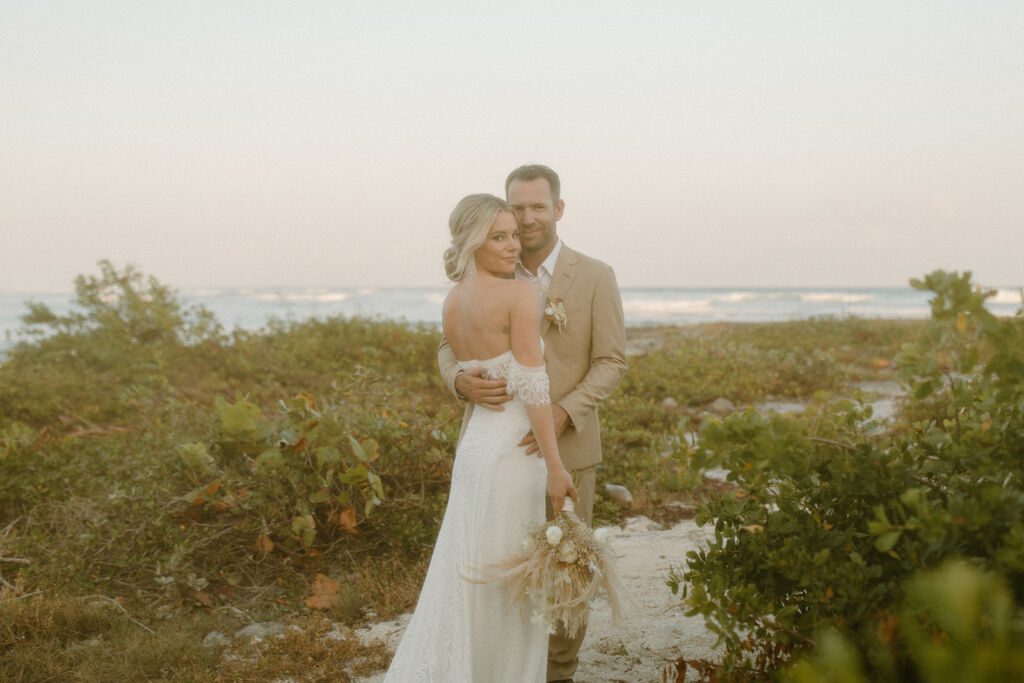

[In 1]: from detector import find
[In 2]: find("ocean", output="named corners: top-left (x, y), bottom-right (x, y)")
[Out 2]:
top-left (2, 285), bottom-right (1022, 351)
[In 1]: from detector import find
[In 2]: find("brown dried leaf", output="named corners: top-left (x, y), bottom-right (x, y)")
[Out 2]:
top-left (305, 573), bottom-right (340, 610)
top-left (255, 534), bottom-right (274, 554)
top-left (337, 506), bottom-right (360, 536)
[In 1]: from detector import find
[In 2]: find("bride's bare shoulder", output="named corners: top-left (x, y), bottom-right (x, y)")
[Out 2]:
top-left (500, 279), bottom-right (542, 311)
top-left (442, 282), bottom-right (464, 306)
top-left (495, 278), bottom-right (538, 299)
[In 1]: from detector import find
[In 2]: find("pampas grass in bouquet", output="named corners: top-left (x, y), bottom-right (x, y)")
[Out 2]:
top-left (474, 498), bottom-right (625, 637)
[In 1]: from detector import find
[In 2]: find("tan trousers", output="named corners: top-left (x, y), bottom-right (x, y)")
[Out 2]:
top-left (545, 465), bottom-right (596, 682)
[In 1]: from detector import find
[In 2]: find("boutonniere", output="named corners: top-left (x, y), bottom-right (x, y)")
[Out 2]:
top-left (544, 297), bottom-right (567, 333)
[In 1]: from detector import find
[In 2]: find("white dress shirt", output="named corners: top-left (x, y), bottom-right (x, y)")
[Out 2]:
top-left (515, 239), bottom-right (562, 291)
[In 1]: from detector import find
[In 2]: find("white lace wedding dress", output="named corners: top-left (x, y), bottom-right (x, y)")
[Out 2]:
top-left (383, 350), bottom-right (551, 682)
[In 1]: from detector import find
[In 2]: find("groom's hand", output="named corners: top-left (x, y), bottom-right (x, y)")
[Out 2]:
top-left (454, 368), bottom-right (511, 411)
top-left (519, 404), bottom-right (571, 455)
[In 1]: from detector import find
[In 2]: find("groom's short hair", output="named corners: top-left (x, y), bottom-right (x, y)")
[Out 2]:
top-left (505, 164), bottom-right (561, 203)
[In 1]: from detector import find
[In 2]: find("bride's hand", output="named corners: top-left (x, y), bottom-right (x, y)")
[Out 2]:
top-left (547, 466), bottom-right (578, 516)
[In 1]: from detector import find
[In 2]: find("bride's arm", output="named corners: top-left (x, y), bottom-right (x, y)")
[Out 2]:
top-left (509, 284), bottom-right (577, 513)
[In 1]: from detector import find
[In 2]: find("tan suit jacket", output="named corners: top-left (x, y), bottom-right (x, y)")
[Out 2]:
top-left (438, 244), bottom-right (627, 471)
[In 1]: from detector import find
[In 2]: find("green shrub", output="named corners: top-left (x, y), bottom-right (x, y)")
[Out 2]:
top-left (682, 271), bottom-right (1024, 678)
top-left (0, 260), bottom-right (223, 427)
top-left (622, 336), bottom-right (843, 407)
top-left (781, 561), bottom-right (1024, 682)
top-left (0, 263), bottom-right (456, 615)
top-left (178, 394), bottom-right (386, 552)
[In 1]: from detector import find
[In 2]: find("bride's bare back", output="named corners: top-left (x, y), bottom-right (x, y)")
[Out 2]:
top-left (442, 276), bottom-right (543, 364)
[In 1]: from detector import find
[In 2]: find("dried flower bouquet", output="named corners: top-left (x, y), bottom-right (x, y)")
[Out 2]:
top-left (468, 498), bottom-right (625, 638)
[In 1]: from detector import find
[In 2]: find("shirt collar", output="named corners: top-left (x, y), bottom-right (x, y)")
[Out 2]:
top-left (514, 239), bottom-right (562, 283)
top-left (538, 239), bottom-right (562, 279)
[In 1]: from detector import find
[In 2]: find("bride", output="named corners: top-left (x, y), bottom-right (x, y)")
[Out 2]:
top-left (383, 194), bottom-right (578, 682)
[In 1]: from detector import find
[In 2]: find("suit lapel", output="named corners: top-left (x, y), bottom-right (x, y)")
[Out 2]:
top-left (541, 244), bottom-right (580, 337)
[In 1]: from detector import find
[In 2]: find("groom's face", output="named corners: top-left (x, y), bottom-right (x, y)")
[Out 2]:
top-left (507, 178), bottom-right (564, 256)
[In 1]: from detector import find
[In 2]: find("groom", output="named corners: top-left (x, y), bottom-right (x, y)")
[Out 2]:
top-left (438, 164), bottom-right (627, 682)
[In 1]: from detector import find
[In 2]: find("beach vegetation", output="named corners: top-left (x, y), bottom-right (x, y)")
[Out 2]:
top-left (0, 261), bottom-right (942, 679)
top-left (681, 270), bottom-right (1024, 680)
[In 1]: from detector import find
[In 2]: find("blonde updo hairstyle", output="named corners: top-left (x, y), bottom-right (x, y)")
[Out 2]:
top-left (444, 193), bottom-right (514, 281)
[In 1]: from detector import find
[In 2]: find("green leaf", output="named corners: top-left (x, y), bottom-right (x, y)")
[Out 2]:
top-left (217, 397), bottom-right (267, 441)
top-left (362, 438), bottom-right (380, 462)
top-left (179, 442), bottom-right (215, 472)
top-left (913, 380), bottom-right (937, 400)
top-left (367, 471), bottom-right (385, 500)
top-left (316, 446), bottom-right (342, 468)
top-left (255, 449), bottom-right (284, 472)
top-left (291, 514), bottom-right (316, 547)
top-left (339, 464), bottom-right (369, 484)
top-left (875, 531), bottom-right (901, 552)
top-left (364, 496), bottom-right (381, 517)
top-left (348, 435), bottom-right (367, 462)
top-left (899, 488), bottom-right (923, 508)
top-left (873, 505), bottom-right (891, 526)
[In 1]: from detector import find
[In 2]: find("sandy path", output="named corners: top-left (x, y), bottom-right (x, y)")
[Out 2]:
top-left (352, 516), bottom-right (719, 683)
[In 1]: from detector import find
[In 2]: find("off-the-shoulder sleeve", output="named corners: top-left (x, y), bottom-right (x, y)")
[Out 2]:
top-left (507, 358), bottom-right (551, 407)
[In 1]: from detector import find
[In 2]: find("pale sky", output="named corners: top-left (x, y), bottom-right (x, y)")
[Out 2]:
top-left (2, 1), bottom-right (1022, 291)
